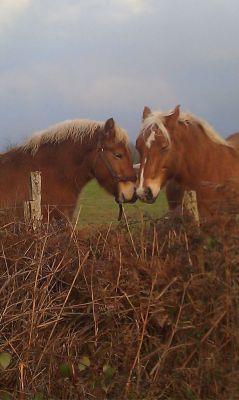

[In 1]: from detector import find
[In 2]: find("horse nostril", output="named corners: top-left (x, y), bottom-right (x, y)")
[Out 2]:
top-left (146, 186), bottom-right (153, 201)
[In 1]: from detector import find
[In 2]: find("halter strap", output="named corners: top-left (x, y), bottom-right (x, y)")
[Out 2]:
top-left (91, 142), bottom-right (136, 222)
top-left (92, 146), bottom-right (136, 183)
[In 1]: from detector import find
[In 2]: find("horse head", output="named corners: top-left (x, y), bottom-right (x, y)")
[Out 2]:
top-left (136, 105), bottom-right (180, 203)
top-left (92, 118), bottom-right (137, 204)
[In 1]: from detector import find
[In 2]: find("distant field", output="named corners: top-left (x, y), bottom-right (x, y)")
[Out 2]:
top-left (75, 180), bottom-right (168, 226)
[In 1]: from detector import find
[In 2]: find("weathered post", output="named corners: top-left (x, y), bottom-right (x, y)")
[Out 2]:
top-left (182, 190), bottom-right (200, 226)
top-left (182, 190), bottom-right (204, 272)
top-left (24, 171), bottom-right (42, 229)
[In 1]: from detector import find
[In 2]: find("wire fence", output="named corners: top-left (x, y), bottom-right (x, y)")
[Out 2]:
top-left (0, 200), bottom-right (160, 227)
top-left (1, 176), bottom-right (239, 228)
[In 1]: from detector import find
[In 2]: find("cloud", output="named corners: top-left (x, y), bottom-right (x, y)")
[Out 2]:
top-left (26, 0), bottom-right (150, 30)
top-left (0, 61), bottom-right (175, 109)
top-left (83, 75), bottom-right (176, 110)
top-left (38, 2), bottom-right (82, 26)
top-left (0, 60), bottom-right (177, 144)
top-left (106, 0), bottom-right (149, 18)
top-left (0, 0), bottom-right (239, 146)
top-left (0, 0), bottom-right (31, 32)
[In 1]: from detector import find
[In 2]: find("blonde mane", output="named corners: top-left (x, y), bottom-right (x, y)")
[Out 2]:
top-left (21, 119), bottom-right (129, 154)
top-left (179, 112), bottom-right (231, 147)
top-left (142, 109), bottom-right (231, 148)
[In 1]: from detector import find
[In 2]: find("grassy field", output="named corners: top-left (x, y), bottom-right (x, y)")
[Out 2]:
top-left (75, 180), bottom-right (168, 225)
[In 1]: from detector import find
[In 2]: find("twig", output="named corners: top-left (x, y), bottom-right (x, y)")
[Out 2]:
top-left (125, 272), bottom-right (158, 396)
top-left (151, 280), bottom-right (190, 380)
top-left (182, 310), bottom-right (227, 369)
top-left (123, 208), bottom-right (139, 258)
top-left (32, 250), bottom-right (89, 381)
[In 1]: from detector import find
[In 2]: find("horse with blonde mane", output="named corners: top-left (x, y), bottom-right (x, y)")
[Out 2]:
top-left (0, 117), bottom-right (136, 220)
top-left (136, 105), bottom-right (239, 219)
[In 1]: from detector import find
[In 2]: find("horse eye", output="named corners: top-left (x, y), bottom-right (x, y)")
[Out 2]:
top-left (113, 153), bottom-right (122, 159)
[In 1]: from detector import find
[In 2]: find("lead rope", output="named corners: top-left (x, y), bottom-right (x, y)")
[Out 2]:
top-left (118, 203), bottom-right (123, 221)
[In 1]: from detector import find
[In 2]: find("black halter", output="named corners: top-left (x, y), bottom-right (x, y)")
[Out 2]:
top-left (92, 144), bottom-right (136, 221)
top-left (92, 146), bottom-right (137, 184)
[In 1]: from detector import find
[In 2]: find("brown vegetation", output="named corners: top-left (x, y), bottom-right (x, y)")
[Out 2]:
top-left (0, 211), bottom-right (239, 399)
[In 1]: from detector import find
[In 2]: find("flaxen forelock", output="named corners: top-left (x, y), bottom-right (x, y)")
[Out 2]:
top-left (141, 108), bottom-right (231, 148)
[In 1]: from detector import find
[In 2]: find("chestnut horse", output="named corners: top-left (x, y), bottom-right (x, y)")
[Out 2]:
top-left (136, 105), bottom-right (239, 218)
top-left (166, 132), bottom-right (239, 210)
top-left (0, 118), bottom-right (136, 219)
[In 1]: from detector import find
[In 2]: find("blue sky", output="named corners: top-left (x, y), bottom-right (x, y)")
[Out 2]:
top-left (1, 0), bottom-right (239, 148)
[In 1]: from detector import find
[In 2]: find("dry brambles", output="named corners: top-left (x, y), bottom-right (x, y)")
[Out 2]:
top-left (0, 206), bottom-right (239, 400)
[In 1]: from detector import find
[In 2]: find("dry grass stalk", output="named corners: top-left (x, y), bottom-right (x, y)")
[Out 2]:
top-left (0, 209), bottom-right (238, 399)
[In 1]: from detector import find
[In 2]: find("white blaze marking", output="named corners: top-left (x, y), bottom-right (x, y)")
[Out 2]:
top-left (136, 158), bottom-right (147, 196)
top-left (139, 158), bottom-right (147, 188)
top-left (146, 131), bottom-right (155, 149)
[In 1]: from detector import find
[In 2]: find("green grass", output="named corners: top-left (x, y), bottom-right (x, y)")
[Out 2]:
top-left (75, 180), bottom-right (168, 226)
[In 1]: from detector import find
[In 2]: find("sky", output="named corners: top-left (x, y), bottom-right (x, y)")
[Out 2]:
top-left (1, 0), bottom-right (239, 149)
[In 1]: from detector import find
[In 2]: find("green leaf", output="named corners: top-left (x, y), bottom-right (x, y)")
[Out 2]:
top-left (78, 356), bottom-right (90, 372)
top-left (102, 364), bottom-right (116, 379)
top-left (0, 352), bottom-right (12, 370)
top-left (33, 393), bottom-right (44, 400)
top-left (59, 363), bottom-right (71, 378)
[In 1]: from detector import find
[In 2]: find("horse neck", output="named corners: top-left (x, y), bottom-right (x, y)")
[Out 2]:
top-left (173, 124), bottom-right (239, 188)
top-left (0, 137), bottom-right (98, 212)
top-left (41, 139), bottom-right (95, 186)
top-left (11, 138), bottom-right (95, 189)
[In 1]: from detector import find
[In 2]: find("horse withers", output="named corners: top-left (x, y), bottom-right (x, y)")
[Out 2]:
top-left (0, 117), bottom-right (136, 220)
top-left (135, 105), bottom-right (239, 219)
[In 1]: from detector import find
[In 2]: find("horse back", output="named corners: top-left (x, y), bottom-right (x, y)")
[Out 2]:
top-left (226, 132), bottom-right (239, 151)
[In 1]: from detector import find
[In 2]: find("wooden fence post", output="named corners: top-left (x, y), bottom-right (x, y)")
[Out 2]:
top-left (24, 171), bottom-right (42, 229)
top-left (182, 190), bottom-right (200, 226)
top-left (182, 190), bottom-right (204, 272)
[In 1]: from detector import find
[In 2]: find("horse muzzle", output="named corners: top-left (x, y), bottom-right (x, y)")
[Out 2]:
top-left (136, 186), bottom-right (157, 203)
top-left (116, 189), bottom-right (137, 204)
top-left (116, 181), bottom-right (137, 204)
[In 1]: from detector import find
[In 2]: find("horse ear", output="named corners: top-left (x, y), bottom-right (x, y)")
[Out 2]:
top-left (142, 106), bottom-right (152, 120)
top-left (165, 105), bottom-right (180, 130)
top-left (104, 118), bottom-right (115, 133)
